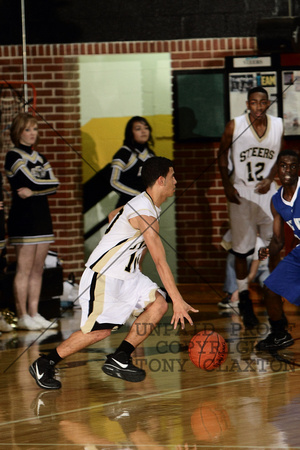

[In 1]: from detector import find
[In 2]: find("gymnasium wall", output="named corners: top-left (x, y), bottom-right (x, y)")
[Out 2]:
top-left (0, 37), bottom-right (257, 283)
top-left (0, 0), bottom-right (295, 45)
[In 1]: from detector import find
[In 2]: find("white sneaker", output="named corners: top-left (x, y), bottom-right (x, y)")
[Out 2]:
top-left (17, 314), bottom-right (42, 331)
top-left (32, 313), bottom-right (58, 329)
top-left (0, 315), bottom-right (13, 332)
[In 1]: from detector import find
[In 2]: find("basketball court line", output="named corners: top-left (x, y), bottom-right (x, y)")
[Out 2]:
top-left (0, 445), bottom-right (296, 449)
top-left (0, 364), bottom-right (299, 428)
top-left (0, 445), bottom-right (297, 449)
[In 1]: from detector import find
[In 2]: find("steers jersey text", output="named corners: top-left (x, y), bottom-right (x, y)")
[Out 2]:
top-left (239, 147), bottom-right (275, 162)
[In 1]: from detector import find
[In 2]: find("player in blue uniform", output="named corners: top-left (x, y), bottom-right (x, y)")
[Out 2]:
top-left (256, 150), bottom-right (300, 350)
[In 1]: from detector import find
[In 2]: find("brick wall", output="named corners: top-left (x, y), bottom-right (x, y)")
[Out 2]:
top-left (0, 37), bottom-right (257, 283)
top-left (0, 46), bottom-right (84, 281)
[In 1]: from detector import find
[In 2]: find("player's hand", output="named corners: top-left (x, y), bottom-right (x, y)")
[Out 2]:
top-left (171, 300), bottom-right (199, 330)
top-left (258, 246), bottom-right (269, 260)
top-left (17, 187), bottom-right (33, 199)
top-left (255, 178), bottom-right (271, 194)
top-left (224, 184), bottom-right (241, 204)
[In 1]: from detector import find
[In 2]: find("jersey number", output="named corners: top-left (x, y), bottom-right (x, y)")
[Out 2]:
top-left (246, 162), bottom-right (265, 182)
top-left (125, 241), bottom-right (145, 273)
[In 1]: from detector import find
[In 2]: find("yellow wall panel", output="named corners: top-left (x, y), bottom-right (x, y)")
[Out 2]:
top-left (82, 115), bottom-right (174, 183)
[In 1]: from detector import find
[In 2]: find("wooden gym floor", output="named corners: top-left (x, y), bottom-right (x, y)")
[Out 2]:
top-left (1, 283), bottom-right (300, 449)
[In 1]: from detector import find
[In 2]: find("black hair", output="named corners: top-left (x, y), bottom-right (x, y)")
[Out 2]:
top-left (142, 156), bottom-right (173, 188)
top-left (277, 149), bottom-right (300, 163)
top-left (123, 116), bottom-right (154, 150)
top-left (247, 86), bottom-right (269, 100)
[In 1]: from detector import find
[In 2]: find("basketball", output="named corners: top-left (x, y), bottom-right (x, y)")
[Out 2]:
top-left (188, 330), bottom-right (228, 370)
top-left (191, 401), bottom-right (230, 441)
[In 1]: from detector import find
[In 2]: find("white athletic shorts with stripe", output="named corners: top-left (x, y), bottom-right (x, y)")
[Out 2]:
top-left (79, 267), bottom-right (166, 333)
top-left (229, 184), bottom-right (276, 255)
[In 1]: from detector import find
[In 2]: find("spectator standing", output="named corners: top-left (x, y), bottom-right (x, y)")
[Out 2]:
top-left (4, 113), bottom-right (59, 331)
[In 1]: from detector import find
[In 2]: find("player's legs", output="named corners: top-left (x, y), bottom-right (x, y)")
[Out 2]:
top-left (235, 256), bottom-right (248, 283)
top-left (219, 252), bottom-right (239, 307)
top-left (235, 256), bottom-right (259, 328)
top-left (229, 199), bottom-right (258, 328)
top-left (29, 270), bottom-right (167, 388)
top-left (124, 292), bottom-right (168, 348)
top-left (256, 287), bottom-right (293, 351)
top-left (57, 329), bottom-right (111, 358)
top-left (255, 250), bottom-right (300, 351)
top-left (102, 279), bottom-right (168, 383)
top-left (29, 327), bottom-right (112, 390)
top-left (264, 288), bottom-right (284, 322)
top-left (29, 268), bottom-right (114, 389)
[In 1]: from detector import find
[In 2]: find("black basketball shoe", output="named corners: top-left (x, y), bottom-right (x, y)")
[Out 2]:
top-left (256, 331), bottom-right (294, 351)
top-left (29, 354), bottom-right (61, 390)
top-left (102, 351), bottom-right (146, 382)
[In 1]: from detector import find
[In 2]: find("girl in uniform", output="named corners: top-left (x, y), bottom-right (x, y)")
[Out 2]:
top-left (5, 113), bottom-right (59, 330)
top-left (110, 116), bottom-right (155, 209)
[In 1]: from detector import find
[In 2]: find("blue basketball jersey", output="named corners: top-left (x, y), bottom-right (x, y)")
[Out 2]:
top-left (272, 179), bottom-right (300, 240)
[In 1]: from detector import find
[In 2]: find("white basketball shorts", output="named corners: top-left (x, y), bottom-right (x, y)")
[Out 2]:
top-left (229, 185), bottom-right (276, 255)
top-left (79, 267), bottom-right (165, 333)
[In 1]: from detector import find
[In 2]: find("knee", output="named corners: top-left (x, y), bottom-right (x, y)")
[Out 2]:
top-left (264, 287), bottom-right (283, 307)
top-left (31, 267), bottom-right (44, 279)
top-left (92, 329), bottom-right (111, 342)
top-left (156, 295), bottom-right (168, 315)
top-left (14, 267), bottom-right (30, 281)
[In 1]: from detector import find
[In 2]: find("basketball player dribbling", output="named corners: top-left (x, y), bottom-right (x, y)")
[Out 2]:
top-left (29, 157), bottom-right (198, 390)
top-left (218, 86), bottom-right (284, 329)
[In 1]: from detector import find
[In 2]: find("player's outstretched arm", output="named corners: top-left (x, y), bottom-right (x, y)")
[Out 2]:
top-left (133, 214), bottom-right (199, 329)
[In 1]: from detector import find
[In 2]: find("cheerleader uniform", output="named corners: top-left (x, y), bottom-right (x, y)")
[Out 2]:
top-left (4, 144), bottom-right (59, 245)
top-left (110, 143), bottom-right (155, 207)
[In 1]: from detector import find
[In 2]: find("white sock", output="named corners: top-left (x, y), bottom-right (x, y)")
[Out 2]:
top-left (237, 277), bottom-right (248, 293)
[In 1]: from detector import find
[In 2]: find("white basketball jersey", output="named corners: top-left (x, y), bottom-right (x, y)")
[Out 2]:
top-left (229, 114), bottom-right (283, 187)
top-left (86, 191), bottom-right (160, 280)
